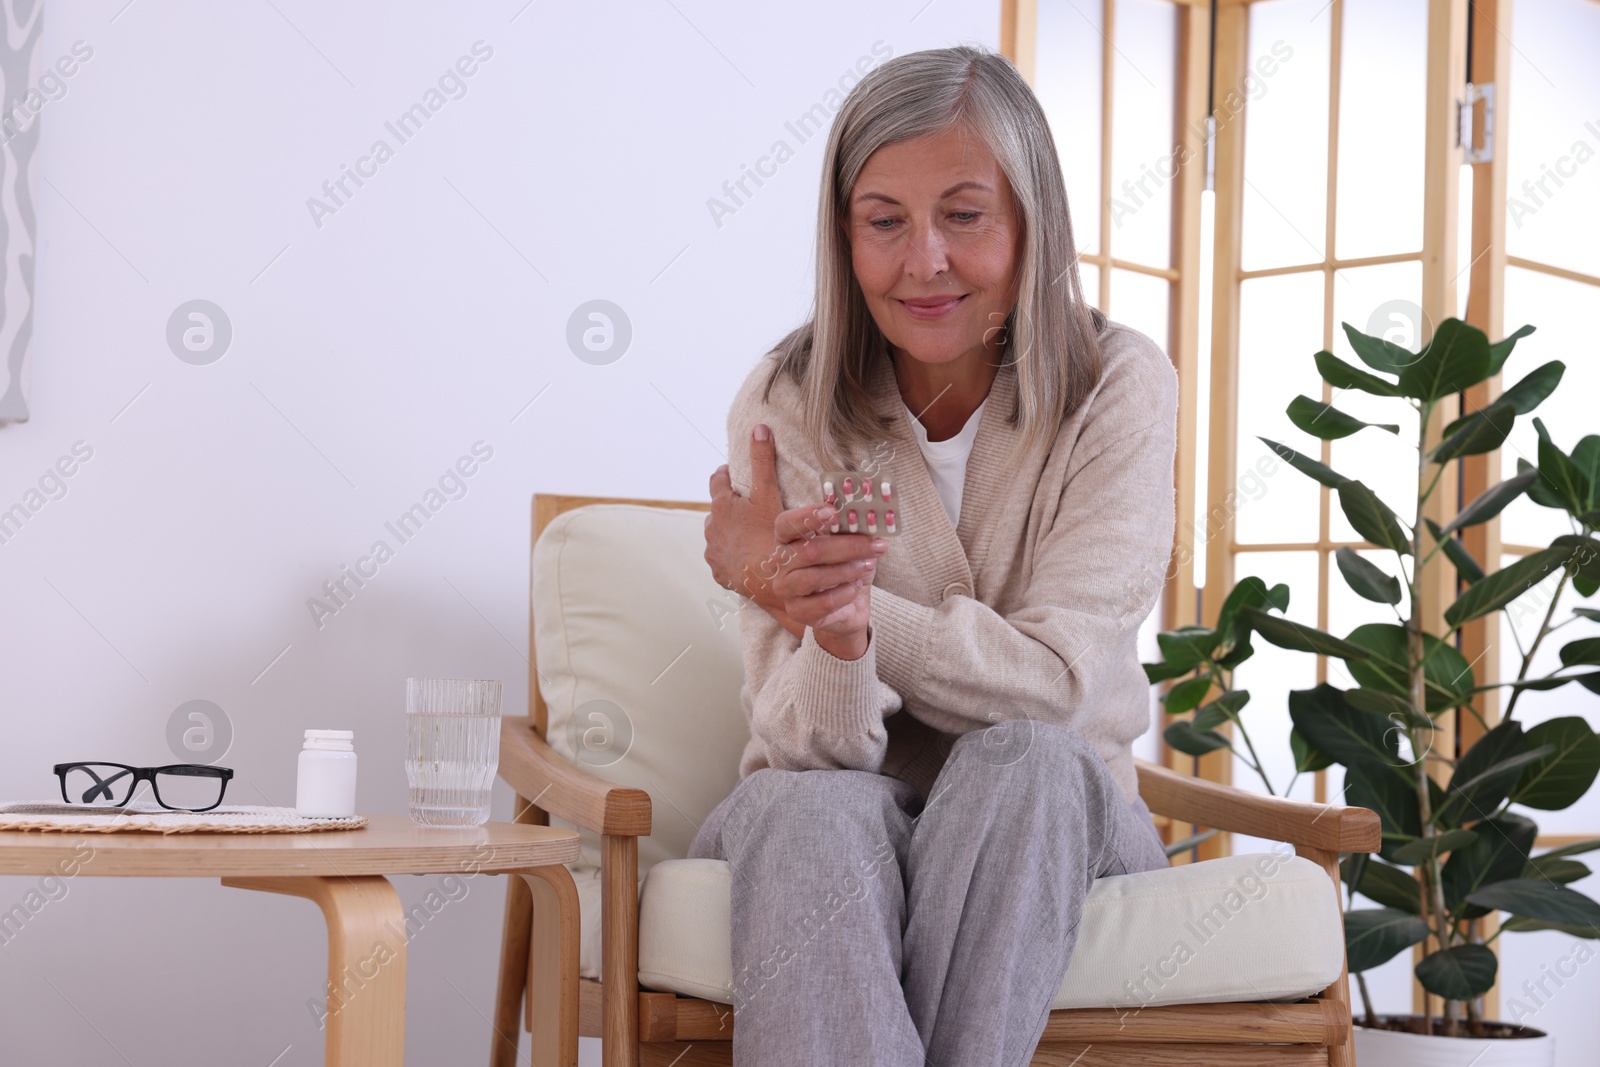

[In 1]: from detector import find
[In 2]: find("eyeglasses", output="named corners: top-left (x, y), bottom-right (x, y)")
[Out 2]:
top-left (53, 762), bottom-right (235, 812)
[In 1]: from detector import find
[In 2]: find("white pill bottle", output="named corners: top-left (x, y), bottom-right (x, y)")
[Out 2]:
top-left (296, 729), bottom-right (358, 818)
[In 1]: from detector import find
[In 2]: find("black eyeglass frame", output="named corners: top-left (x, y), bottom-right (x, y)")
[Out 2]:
top-left (53, 762), bottom-right (235, 812)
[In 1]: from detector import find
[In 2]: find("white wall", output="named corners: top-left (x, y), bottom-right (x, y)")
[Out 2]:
top-left (0, 2), bottom-right (999, 1063)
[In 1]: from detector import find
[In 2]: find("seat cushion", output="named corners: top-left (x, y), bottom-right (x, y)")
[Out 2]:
top-left (632, 851), bottom-right (1345, 1009)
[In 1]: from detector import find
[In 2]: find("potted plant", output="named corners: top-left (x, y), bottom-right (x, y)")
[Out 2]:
top-left (1145, 317), bottom-right (1600, 1064)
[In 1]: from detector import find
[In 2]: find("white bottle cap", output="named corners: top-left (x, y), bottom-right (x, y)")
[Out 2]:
top-left (303, 729), bottom-right (355, 752)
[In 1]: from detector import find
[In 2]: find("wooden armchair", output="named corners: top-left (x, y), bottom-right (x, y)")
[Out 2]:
top-left (489, 494), bottom-right (1381, 1067)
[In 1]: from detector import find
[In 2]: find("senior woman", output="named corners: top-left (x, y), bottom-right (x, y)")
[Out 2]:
top-left (698, 44), bottom-right (1176, 1067)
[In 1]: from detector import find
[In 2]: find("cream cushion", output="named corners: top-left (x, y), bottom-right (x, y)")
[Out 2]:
top-left (532, 504), bottom-right (1346, 1003)
top-left (637, 853), bottom-right (1346, 1008)
top-left (533, 505), bottom-right (747, 979)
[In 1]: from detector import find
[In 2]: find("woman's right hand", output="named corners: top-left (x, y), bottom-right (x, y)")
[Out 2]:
top-left (770, 501), bottom-right (889, 659)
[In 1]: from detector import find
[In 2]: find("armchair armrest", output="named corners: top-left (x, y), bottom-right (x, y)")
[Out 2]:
top-left (1135, 758), bottom-right (1380, 854)
top-left (499, 718), bottom-right (651, 837)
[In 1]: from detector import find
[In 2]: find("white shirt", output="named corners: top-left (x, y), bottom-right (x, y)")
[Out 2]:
top-left (903, 394), bottom-right (988, 529)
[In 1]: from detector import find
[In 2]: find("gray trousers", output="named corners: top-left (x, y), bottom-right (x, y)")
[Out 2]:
top-left (687, 719), bottom-right (1169, 1067)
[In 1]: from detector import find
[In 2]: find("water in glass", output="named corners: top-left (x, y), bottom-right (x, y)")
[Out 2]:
top-left (406, 678), bottom-right (501, 827)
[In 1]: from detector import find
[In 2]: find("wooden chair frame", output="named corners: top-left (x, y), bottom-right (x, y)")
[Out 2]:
top-left (490, 494), bottom-right (1382, 1067)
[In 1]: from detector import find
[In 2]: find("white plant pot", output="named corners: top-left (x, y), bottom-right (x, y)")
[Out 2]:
top-left (1353, 1017), bottom-right (1553, 1067)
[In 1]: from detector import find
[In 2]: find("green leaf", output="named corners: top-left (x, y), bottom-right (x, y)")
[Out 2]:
top-left (1238, 607), bottom-right (1373, 659)
top-left (1162, 674), bottom-right (1214, 716)
top-left (1214, 635), bottom-right (1256, 671)
top-left (1487, 323), bottom-right (1535, 375)
top-left (1314, 350), bottom-right (1402, 396)
top-left (1542, 838), bottom-right (1600, 859)
top-left (1572, 436), bottom-right (1600, 511)
top-left (1496, 360), bottom-right (1565, 415)
top-left (1215, 576), bottom-right (1271, 630)
top-left (1342, 850), bottom-right (1371, 902)
top-left (1288, 685), bottom-right (1402, 772)
top-left (1561, 638), bottom-right (1600, 668)
top-left (1501, 916), bottom-right (1600, 938)
top-left (1523, 855), bottom-right (1591, 885)
top-left (1391, 829), bottom-right (1480, 865)
top-left (1443, 813), bottom-right (1537, 918)
top-left (1560, 534), bottom-right (1600, 598)
top-left (1346, 762), bottom-right (1427, 864)
top-left (1444, 545), bottom-right (1576, 627)
top-left (1346, 908), bottom-right (1431, 973)
top-left (1399, 318), bottom-right (1493, 402)
top-left (1194, 690), bottom-right (1250, 731)
top-left (1290, 726), bottom-right (1334, 773)
top-left (1344, 623), bottom-right (1477, 713)
top-left (1335, 546), bottom-right (1402, 605)
top-left (1143, 659), bottom-right (1195, 683)
top-left (1164, 720), bottom-right (1232, 757)
top-left (1213, 579), bottom-right (1291, 670)
top-left (1535, 417), bottom-right (1592, 517)
top-left (1258, 437), bottom-right (1352, 489)
top-left (1342, 856), bottom-right (1423, 913)
top-left (1344, 688), bottom-right (1430, 729)
top-left (1415, 944), bottom-right (1499, 1000)
top-left (1486, 674), bottom-right (1578, 693)
top-left (1156, 627), bottom-right (1220, 672)
top-left (1520, 457), bottom-right (1568, 511)
top-left (1437, 719), bottom-right (1528, 824)
top-left (1353, 648), bottom-right (1432, 701)
top-left (1337, 480), bottom-right (1411, 554)
top-left (1287, 395), bottom-right (1400, 440)
top-left (1429, 400), bottom-right (1517, 463)
top-left (1425, 518), bottom-right (1487, 585)
top-left (1440, 747), bottom-right (1555, 825)
top-left (1503, 917), bottom-right (1600, 937)
top-left (1442, 468), bottom-right (1539, 535)
top-left (1467, 879), bottom-right (1600, 928)
top-left (1574, 607), bottom-right (1600, 622)
top-left (1215, 576), bottom-right (1289, 646)
top-left (1437, 362), bottom-right (1565, 445)
top-left (1343, 321), bottom-right (1419, 377)
top-left (1511, 716), bottom-right (1600, 810)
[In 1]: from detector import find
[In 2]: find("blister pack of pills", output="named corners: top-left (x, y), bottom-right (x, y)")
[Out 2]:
top-left (819, 470), bottom-right (901, 536)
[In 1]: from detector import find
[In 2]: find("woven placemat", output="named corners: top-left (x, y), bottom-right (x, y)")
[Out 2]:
top-left (0, 802), bottom-right (367, 834)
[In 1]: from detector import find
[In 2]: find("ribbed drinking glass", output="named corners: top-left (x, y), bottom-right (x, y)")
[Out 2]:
top-left (405, 678), bottom-right (501, 827)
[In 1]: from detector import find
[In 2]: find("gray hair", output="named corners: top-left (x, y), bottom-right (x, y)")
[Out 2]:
top-left (762, 44), bottom-right (1104, 472)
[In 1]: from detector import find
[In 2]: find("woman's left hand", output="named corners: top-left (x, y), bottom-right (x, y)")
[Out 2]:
top-left (767, 501), bottom-right (880, 660)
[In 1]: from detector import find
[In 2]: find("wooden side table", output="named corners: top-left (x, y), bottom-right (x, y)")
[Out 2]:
top-left (0, 815), bottom-right (582, 1067)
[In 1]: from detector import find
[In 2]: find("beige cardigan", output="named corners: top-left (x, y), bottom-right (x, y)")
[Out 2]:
top-left (724, 318), bottom-right (1178, 806)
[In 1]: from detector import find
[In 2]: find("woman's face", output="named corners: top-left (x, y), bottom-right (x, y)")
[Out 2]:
top-left (846, 124), bottom-right (1020, 369)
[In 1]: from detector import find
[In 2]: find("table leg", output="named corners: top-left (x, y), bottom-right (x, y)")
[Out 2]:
top-left (491, 871), bottom-right (534, 1067)
top-left (517, 866), bottom-right (580, 1067)
top-left (224, 875), bottom-right (406, 1067)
